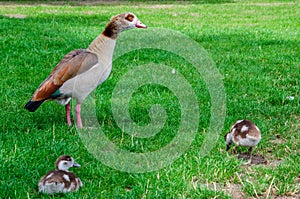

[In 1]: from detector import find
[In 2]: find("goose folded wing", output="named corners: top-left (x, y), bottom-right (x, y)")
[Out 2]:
top-left (31, 49), bottom-right (98, 101)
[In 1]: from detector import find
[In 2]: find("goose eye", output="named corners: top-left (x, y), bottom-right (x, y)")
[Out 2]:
top-left (125, 14), bottom-right (134, 22)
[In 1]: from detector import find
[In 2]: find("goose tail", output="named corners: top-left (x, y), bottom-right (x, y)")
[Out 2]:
top-left (24, 100), bottom-right (45, 112)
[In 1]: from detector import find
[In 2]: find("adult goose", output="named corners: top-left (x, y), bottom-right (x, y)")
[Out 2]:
top-left (25, 12), bottom-right (147, 128)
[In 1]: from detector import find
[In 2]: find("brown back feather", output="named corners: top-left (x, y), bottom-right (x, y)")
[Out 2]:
top-left (31, 49), bottom-right (98, 101)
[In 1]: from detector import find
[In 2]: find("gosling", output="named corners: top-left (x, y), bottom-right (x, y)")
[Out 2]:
top-left (38, 155), bottom-right (82, 194)
top-left (225, 120), bottom-right (261, 162)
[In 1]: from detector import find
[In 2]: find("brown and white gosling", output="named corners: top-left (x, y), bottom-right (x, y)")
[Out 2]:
top-left (224, 120), bottom-right (261, 162)
top-left (38, 155), bottom-right (82, 194)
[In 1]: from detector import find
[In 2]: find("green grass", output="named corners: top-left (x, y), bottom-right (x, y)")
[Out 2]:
top-left (0, 0), bottom-right (299, 198)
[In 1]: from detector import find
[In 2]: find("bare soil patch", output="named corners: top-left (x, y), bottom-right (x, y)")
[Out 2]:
top-left (192, 178), bottom-right (246, 199)
top-left (3, 14), bottom-right (27, 19)
top-left (246, 2), bottom-right (297, 6)
top-left (237, 153), bottom-right (267, 165)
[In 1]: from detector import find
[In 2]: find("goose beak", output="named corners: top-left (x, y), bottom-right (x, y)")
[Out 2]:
top-left (73, 162), bottom-right (81, 167)
top-left (136, 20), bottom-right (147, 28)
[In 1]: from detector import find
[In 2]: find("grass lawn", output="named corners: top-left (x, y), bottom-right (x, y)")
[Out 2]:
top-left (0, 0), bottom-right (299, 198)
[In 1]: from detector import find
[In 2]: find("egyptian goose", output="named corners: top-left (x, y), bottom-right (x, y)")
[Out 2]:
top-left (25, 13), bottom-right (147, 128)
top-left (38, 155), bottom-right (82, 194)
top-left (224, 119), bottom-right (261, 161)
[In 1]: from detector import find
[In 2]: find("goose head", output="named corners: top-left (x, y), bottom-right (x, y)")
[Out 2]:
top-left (103, 12), bottom-right (147, 39)
top-left (55, 155), bottom-right (80, 172)
top-left (224, 132), bottom-right (233, 151)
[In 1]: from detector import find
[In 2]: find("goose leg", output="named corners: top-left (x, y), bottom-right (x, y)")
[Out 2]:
top-left (232, 145), bottom-right (238, 154)
top-left (241, 147), bottom-right (254, 165)
top-left (248, 147), bottom-right (254, 163)
top-left (65, 102), bottom-right (72, 126)
top-left (76, 104), bottom-right (82, 128)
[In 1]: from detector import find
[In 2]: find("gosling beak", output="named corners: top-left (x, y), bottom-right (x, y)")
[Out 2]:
top-left (73, 162), bottom-right (81, 168)
top-left (226, 144), bottom-right (231, 151)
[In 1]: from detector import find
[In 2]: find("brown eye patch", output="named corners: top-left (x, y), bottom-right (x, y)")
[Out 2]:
top-left (125, 14), bottom-right (134, 22)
